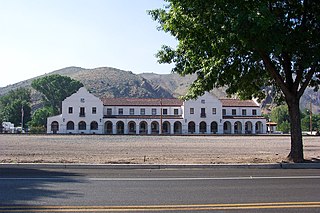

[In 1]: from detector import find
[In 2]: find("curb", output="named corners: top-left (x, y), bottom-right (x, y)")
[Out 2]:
top-left (1, 163), bottom-right (319, 169)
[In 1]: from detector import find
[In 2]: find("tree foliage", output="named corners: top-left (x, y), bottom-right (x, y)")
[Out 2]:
top-left (0, 88), bottom-right (31, 127)
top-left (150, 0), bottom-right (320, 162)
top-left (28, 106), bottom-right (55, 129)
top-left (301, 109), bottom-right (320, 132)
top-left (31, 74), bottom-right (83, 113)
top-left (270, 105), bottom-right (289, 125)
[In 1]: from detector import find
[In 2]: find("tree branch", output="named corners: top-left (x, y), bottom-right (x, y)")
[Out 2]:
top-left (298, 66), bottom-right (316, 98)
top-left (283, 52), bottom-right (293, 88)
top-left (258, 50), bottom-right (291, 97)
top-left (293, 57), bottom-right (304, 91)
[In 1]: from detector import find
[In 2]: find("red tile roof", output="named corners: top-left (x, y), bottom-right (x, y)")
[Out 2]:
top-left (101, 98), bottom-right (183, 106)
top-left (220, 99), bottom-right (259, 107)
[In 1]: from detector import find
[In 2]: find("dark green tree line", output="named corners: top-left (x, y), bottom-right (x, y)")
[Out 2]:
top-left (0, 88), bottom-right (31, 127)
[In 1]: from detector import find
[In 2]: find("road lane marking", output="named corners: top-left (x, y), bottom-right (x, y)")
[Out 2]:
top-left (88, 175), bottom-right (320, 181)
top-left (1, 175), bottom-right (320, 181)
top-left (1, 202), bottom-right (320, 212)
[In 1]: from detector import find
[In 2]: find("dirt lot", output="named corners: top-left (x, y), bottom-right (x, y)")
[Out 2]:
top-left (0, 134), bottom-right (319, 164)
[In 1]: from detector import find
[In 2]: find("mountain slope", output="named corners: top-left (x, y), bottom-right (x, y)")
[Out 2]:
top-left (0, 66), bottom-right (319, 113)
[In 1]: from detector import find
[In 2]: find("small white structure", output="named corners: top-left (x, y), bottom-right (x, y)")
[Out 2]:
top-left (2, 122), bottom-right (15, 133)
top-left (47, 87), bottom-right (267, 135)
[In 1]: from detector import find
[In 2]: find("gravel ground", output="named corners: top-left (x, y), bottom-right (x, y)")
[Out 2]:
top-left (0, 134), bottom-right (319, 164)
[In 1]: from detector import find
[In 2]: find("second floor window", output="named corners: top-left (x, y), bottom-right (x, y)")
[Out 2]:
top-left (118, 108), bottom-right (123, 115)
top-left (140, 108), bottom-right (145, 115)
top-left (174, 109), bottom-right (179, 115)
top-left (162, 109), bottom-right (168, 115)
top-left (232, 109), bottom-right (236, 115)
top-left (92, 107), bottom-right (97, 114)
top-left (222, 109), bottom-right (226, 115)
top-left (152, 108), bottom-right (157, 115)
top-left (201, 108), bottom-right (206, 117)
top-left (212, 108), bottom-right (216, 115)
top-left (242, 109), bottom-right (246, 116)
top-left (190, 108), bottom-right (194, 114)
top-left (107, 108), bottom-right (112, 115)
top-left (80, 107), bottom-right (85, 117)
top-left (68, 107), bottom-right (73, 114)
top-left (252, 109), bottom-right (257, 115)
top-left (129, 108), bottom-right (134, 115)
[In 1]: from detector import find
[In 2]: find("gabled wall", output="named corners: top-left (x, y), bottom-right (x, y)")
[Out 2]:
top-left (47, 87), bottom-right (104, 134)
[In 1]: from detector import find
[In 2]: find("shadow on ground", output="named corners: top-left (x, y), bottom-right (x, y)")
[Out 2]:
top-left (0, 168), bottom-right (85, 206)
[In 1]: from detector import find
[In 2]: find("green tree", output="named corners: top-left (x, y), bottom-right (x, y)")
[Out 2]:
top-left (0, 88), bottom-right (31, 127)
top-left (31, 74), bottom-right (83, 113)
top-left (301, 109), bottom-right (320, 132)
top-left (28, 106), bottom-right (55, 128)
top-left (150, 0), bottom-right (320, 162)
top-left (270, 105), bottom-right (290, 132)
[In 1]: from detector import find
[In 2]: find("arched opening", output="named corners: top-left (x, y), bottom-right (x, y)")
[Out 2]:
top-left (51, 121), bottom-right (59, 134)
top-left (234, 121), bottom-right (242, 134)
top-left (199, 121), bottom-right (207, 134)
top-left (116, 121), bottom-right (124, 134)
top-left (223, 121), bottom-right (231, 134)
top-left (245, 121), bottom-right (253, 134)
top-left (90, 121), bottom-right (98, 130)
top-left (174, 121), bottom-right (182, 134)
top-left (211, 122), bottom-right (218, 134)
top-left (128, 121), bottom-right (136, 134)
top-left (139, 121), bottom-right (148, 134)
top-left (66, 121), bottom-right (74, 130)
top-left (104, 121), bottom-right (113, 134)
top-left (188, 121), bottom-right (195, 134)
top-left (162, 121), bottom-right (170, 134)
top-left (255, 121), bottom-right (263, 134)
top-left (151, 121), bottom-right (159, 134)
top-left (78, 121), bottom-right (86, 131)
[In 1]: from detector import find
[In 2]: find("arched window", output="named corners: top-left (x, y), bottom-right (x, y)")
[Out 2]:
top-left (116, 121), bottom-right (124, 134)
top-left (199, 121), bottom-right (207, 133)
top-left (188, 121), bottom-right (195, 134)
top-left (128, 121), bottom-right (136, 134)
top-left (66, 121), bottom-right (74, 130)
top-left (90, 121), bottom-right (98, 130)
top-left (104, 121), bottom-right (113, 134)
top-left (255, 121), bottom-right (263, 134)
top-left (211, 122), bottom-right (218, 134)
top-left (224, 121), bottom-right (231, 134)
top-left (139, 121), bottom-right (148, 134)
top-left (51, 121), bottom-right (59, 133)
top-left (162, 121), bottom-right (170, 134)
top-left (245, 121), bottom-right (253, 134)
top-left (174, 121), bottom-right (182, 134)
top-left (151, 121), bottom-right (159, 134)
top-left (234, 121), bottom-right (242, 134)
top-left (78, 121), bottom-right (86, 130)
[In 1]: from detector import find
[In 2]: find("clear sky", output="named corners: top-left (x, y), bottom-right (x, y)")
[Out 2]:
top-left (0, 0), bottom-right (177, 87)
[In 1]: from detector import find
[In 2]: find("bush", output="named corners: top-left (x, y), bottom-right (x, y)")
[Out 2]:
top-left (29, 126), bottom-right (46, 134)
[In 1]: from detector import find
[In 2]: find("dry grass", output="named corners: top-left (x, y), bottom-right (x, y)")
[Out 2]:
top-left (1, 134), bottom-right (319, 164)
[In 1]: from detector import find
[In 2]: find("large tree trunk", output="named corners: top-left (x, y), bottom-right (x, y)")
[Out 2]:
top-left (286, 97), bottom-right (304, 162)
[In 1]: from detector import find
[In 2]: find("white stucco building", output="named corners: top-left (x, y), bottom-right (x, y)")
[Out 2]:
top-left (47, 87), bottom-right (267, 134)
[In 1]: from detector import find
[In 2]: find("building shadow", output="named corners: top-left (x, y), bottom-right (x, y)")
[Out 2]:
top-left (0, 168), bottom-right (85, 206)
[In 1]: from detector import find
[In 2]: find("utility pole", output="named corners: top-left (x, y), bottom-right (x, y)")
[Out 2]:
top-left (160, 99), bottom-right (162, 134)
top-left (21, 105), bottom-right (24, 132)
top-left (310, 102), bottom-right (313, 135)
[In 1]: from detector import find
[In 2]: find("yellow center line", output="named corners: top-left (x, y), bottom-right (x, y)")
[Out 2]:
top-left (1, 202), bottom-right (320, 212)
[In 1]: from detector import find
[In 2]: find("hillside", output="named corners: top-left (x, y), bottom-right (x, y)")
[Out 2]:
top-left (0, 66), bottom-right (319, 113)
top-left (140, 72), bottom-right (227, 98)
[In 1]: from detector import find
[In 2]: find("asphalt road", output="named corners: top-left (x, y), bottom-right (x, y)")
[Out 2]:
top-left (0, 167), bottom-right (320, 212)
